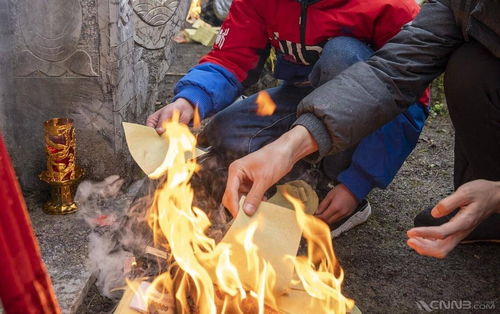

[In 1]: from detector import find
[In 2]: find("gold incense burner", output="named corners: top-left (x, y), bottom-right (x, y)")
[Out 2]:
top-left (39, 118), bottom-right (84, 214)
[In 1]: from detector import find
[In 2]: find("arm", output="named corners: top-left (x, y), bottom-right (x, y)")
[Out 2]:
top-left (294, 0), bottom-right (464, 157)
top-left (222, 126), bottom-right (317, 216)
top-left (334, 0), bottom-right (426, 203)
top-left (337, 103), bottom-right (427, 202)
top-left (174, 0), bottom-right (270, 119)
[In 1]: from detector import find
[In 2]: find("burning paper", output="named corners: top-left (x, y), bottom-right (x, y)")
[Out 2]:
top-left (218, 181), bottom-right (318, 295)
top-left (122, 122), bottom-right (205, 178)
top-left (118, 114), bottom-right (356, 313)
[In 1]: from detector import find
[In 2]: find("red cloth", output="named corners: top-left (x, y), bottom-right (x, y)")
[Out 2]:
top-left (0, 135), bottom-right (60, 314)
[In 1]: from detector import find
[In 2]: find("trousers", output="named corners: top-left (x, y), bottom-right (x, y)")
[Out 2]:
top-left (203, 37), bottom-right (428, 201)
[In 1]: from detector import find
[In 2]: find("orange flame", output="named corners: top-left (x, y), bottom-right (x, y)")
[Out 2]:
top-left (142, 111), bottom-right (353, 313)
top-left (193, 106), bottom-right (201, 129)
top-left (284, 193), bottom-right (355, 312)
top-left (256, 91), bottom-right (277, 116)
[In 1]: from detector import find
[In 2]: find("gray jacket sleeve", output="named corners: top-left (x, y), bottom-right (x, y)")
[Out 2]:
top-left (293, 0), bottom-right (464, 158)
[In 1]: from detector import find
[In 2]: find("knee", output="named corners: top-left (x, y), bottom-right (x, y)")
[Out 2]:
top-left (310, 37), bottom-right (373, 86)
top-left (444, 41), bottom-right (500, 123)
top-left (203, 109), bottom-right (247, 158)
top-left (445, 41), bottom-right (497, 96)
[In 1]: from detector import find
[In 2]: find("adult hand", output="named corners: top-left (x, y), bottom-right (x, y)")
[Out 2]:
top-left (222, 126), bottom-right (318, 217)
top-left (146, 98), bottom-right (194, 134)
top-left (315, 184), bottom-right (359, 224)
top-left (407, 179), bottom-right (500, 258)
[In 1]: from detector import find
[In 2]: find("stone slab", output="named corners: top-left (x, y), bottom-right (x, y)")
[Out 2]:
top-left (27, 194), bottom-right (93, 314)
top-left (0, 0), bottom-right (189, 192)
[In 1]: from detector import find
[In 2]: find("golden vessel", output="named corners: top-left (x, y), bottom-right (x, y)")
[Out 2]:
top-left (39, 118), bottom-right (84, 214)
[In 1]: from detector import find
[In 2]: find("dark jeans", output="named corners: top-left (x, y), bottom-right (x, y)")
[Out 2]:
top-left (202, 37), bottom-right (427, 201)
top-left (445, 41), bottom-right (500, 188)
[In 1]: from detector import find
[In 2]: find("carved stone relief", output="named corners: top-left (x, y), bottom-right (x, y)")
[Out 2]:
top-left (132, 0), bottom-right (180, 49)
top-left (15, 0), bottom-right (98, 77)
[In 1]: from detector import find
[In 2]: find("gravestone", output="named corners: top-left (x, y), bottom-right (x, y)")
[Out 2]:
top-left (0, 0), bottom-right (189, 191)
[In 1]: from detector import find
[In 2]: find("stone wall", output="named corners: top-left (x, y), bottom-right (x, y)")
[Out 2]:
top-left (0, 0), bottom-right (189, 191)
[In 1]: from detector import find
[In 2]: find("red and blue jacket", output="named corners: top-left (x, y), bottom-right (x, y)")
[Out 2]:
top-left (173, 0), bottom-right (430, 201)
top-left (174, 0), bottom-right (428, 118)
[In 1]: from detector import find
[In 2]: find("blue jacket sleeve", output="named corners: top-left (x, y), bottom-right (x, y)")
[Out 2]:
top-left (173, 63), bottom-right (243, 119)
top-left (337, 102), bottom-right (428, 201)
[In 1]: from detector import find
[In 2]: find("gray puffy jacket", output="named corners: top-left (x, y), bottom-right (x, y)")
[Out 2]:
top-left (294, 0), bottom-right (500, 158)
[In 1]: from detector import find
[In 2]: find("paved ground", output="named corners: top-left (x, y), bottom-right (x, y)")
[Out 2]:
top-left (27, 196), bottom-right (93, 314)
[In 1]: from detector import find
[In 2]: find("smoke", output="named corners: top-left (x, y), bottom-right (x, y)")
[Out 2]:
top-left (76, 175), bottom-right (155, 299)
top-left (74, 151), bottom-right (232, 300)
top-left (73, 150), bottom-right (320, 300)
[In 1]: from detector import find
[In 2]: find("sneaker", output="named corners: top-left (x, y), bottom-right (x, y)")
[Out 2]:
top-left (414, 207), bottom-right (500, 243)
top-left (329, 200), bottom-right (372, 238)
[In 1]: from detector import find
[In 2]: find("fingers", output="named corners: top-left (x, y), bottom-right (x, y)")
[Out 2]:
top-left (407, 216), bottom-right (474, 258)
top-left (407, 226), bottom-right (447, 240)
top-left (407, 232), bottom-right (465, 259)
top-left (180, 110), bottom-right (193, 125)
top-left (431, 189), bottom-right (468, 218)
top-left (315, 185), bottom-right (358, 224)
top-left (146, 110), bottom-right (160, 129)
top-left (243, 181), bottom-right (267, 216)
top-left (222, 170), bottom-right (242, 218)
top-left (315, 200), bottom-right (350, 224)
top-left (155, 108), bottom-right (174, 134)
top-left (316, 205), bottom-right (348, 224)
top-left (409, 211), bottom-right (474, 240)
top-left (146, 108), bottom-right (172, 135)
top-left (406, 237), bottom-right (450, 259)
top-left (316, 189), bottom-right (336, 215)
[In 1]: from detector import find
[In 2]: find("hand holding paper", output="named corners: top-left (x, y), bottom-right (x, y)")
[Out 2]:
top-left (122, 122), bottom-right (205, 177)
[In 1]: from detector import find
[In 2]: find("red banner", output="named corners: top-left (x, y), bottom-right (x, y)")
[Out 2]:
top-left (0, 134), bottom-right (60, 314)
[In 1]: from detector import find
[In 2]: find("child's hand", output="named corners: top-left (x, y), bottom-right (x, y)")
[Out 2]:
top-left (146, 98), bottom-right (194, 134)
top-left (315, 184), bottom-right (359, 224)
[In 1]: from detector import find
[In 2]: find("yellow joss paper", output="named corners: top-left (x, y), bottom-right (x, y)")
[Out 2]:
top-left (122, 122), bottom-right (205, 177)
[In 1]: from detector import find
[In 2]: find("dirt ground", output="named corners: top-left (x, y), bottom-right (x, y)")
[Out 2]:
top-left (77, 43), bottom-right (499, 313)
top-left (334, 113), bottom-right (499, 312)
top-left (78, 112), bottom-right (499, 314)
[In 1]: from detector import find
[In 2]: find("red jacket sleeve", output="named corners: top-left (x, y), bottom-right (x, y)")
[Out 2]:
top-left (200, 0), bottom-right (270, 87)
top-left (372, 0), bottom-right (421, 50)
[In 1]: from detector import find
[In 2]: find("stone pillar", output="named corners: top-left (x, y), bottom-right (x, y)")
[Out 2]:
top-left (0, 0), bottom-right (189, 191)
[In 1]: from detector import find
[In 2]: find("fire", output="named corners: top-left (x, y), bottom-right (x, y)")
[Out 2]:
top-left (193, 106), bottom-right (201, 129)
top-left (187, 0), bottom-right (202, 23)
top-left (142, 111), bottom-right (354, 313)
top-left (256, 91), bottom-right (277, 116)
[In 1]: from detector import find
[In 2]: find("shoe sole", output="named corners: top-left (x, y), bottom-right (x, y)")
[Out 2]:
top-left (331, 202), bottom-right (372, 238)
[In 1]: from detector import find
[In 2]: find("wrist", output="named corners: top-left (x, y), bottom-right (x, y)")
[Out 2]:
top-left (175, 97), bottom-right (194, 108)
top-left (276, 125), bottom-right (318, 163)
